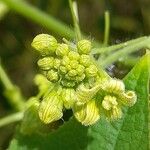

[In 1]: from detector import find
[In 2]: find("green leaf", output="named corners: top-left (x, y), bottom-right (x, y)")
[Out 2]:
top-left (8, 53), bottom-right (150, 150)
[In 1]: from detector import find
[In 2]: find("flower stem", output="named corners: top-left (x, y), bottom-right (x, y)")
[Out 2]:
top-left (0, 62), bottom-right (25, 111)
top-left (0, 112), bottom-right (23, 128)
top-left (69, 0), bottom-right (82, 41)
top-left (2, 0), bottom-right (75, 39)
top-left (92, 36), bottom-right (147, 54)
top-left (99, 36), bottom-right (150, 68)
top-left (0, 62), bottom-right (13, 90)
top-left (2, 0), bottom-right (101, 46)
top-left (103, 11), bottom-right (110, 46)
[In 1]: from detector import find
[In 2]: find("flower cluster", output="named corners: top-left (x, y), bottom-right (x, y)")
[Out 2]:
top-left (30, 34), bottom-right (137, 126)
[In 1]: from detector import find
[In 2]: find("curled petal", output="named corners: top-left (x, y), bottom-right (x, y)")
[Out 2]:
top-left (76, 83), bottom-right (101, 105)
top-left (102, 79), bottom-right (125, 94)
top-left (120, 91), bottom-right (137, 106)
top-left (73, 100), bottom-right (100, 126)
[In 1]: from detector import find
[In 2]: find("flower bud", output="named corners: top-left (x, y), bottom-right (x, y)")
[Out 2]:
top-left (56, 43), bottom-right (69, 57)
top-left (61, 79), bottom-right (76, 87)
top-left (53, 58), bottom-right (61, 69)
top-left (46, 70), bottom-right (59, 82)
top-left (102, 79), bottom-right (125, 94)
top-left (38, 91), bottom-right (63, 124)
top-left (77, 40), bottom-right (91, 54)
top-left (62, 56), bottom-right (70, 66)
top-left (68, 51), bottom-right (80, 60)
top-left (76, 64), bottom-right (85, 76)
top-left (70, 60), bottom-right (79, 69)
top-left (34, 74), bottom-right (53, 94)
top-left (85, 65), bottom-right (98, 77)
top-left (76, 74), bottom-right (85, 82)
top-left (37, 57), bottom-right (54, 70)
top-left (31, 34), bottom-right (58, 56)
top-left (73, 100), bottom-right (100, 126)
top-left (59, 66), bottom-right (68, 74)
top-left (61, 88), bottom-right (76, 109)
top-left (68, 69), bottom-right (77, 77)
top-left (80, 54), bottom-right (91, 67)
top-left (121, 91), bottom-right (137, 106)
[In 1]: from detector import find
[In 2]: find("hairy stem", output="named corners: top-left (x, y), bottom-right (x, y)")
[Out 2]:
top-left (0, 62), bottom-right (25, 111)
top-left (103, 11), bottom-right (110, 46)
top-left (0, 112), bottom-right (23, 128)
top-left (92, 36), bottom-right (147, 54)
top-left (2, 0), bottom-right (101, 46)
top-left (99, 36), bottom-right (150, 68)
top-left (2, 0), bottom-right (75, 39)
top-left (69, 0), bottom-right (82, 41)
top-left (0, 62), bottom-right (13, 90)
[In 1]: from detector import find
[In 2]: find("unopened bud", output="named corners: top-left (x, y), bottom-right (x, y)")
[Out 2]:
top-left (53, 58), bottom-right (61, 69)
top-left (56, 43), bottom-right (69, 57)
top-left (77, 40), bottom-right (91, 54)
top-left (76, 64), bottom-right (85, 76)
top-left (68, 51), bottom-right (80, 60)
top-left (80, 54), bottom-right (91, 67)
top-left (32, 34), bottom-right (58, 56)
top-left (73, 100), bottom-right (100, 126)
top-left (61, 79), bottom-right (76, 87)
top-left (61, 88), bottom-right (76, 109)
top-left (37, 57), bottom-right (54, 70)
top-left (46, 70), bottom-right (59, 82)
top-left (39, 91), bottom-right (63, 124)
top-left (85, 65), bottom-right (98, 77)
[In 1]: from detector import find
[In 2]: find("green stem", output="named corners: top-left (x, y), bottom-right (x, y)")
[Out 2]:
top-left (2, 0), bottom-right (101, 46)
top-left (0, 112), bottom-right (23, 128)
top-left (103, 11), bottom-right (110, 46)
top-left (92, 36), bottom-right (147, 54)
top-left (69, 0), bottom-right (82, 41)
top-left (118, 56), bottom-right (140, 66)
top-left (0, 62), bottom-right (13, 90)
top-left (0, 62), bottom-right (25, 111)
top-left (2, 0), bottom-right (75, 39)
top-left (99, 36), bottom-right (150, 68)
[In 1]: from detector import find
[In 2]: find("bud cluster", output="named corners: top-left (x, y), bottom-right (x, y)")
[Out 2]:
top-left (32, 34), bottom-right (98, 88)
top-left (28, 34), bottom-right (137, 127)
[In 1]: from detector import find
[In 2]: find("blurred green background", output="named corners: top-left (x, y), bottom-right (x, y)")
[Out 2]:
top-left (0, 0), bottom-right (150, 149)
